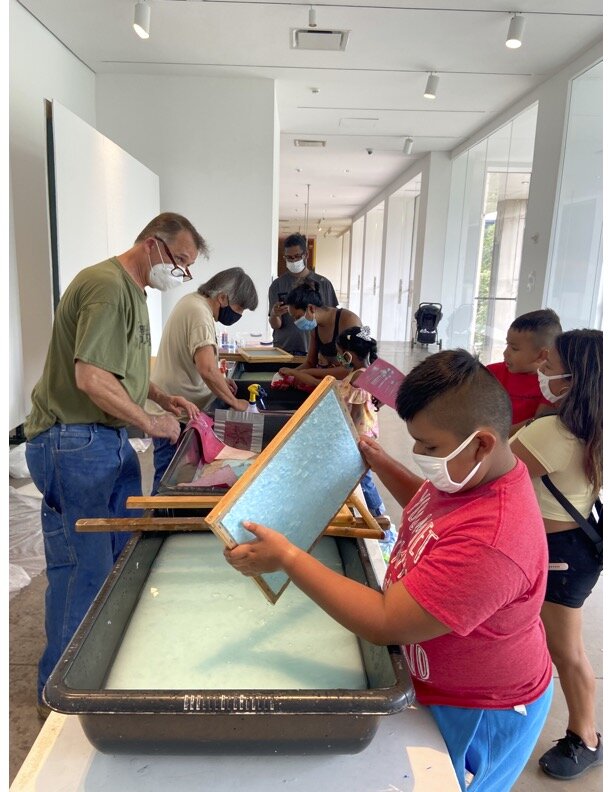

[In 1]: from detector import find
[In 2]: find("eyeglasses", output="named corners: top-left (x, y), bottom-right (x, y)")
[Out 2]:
top-left (154, 236), bottom-right (193, 282)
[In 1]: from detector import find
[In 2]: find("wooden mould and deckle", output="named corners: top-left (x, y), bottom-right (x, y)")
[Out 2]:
top-left (237, 346), bottom-right (293, 363)
top-left (76, 377), bottom-right (385, 601)
top-left (203, 375), bottom-right (369, 603)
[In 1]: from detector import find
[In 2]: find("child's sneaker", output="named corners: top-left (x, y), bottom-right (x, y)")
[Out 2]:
top-left (539, 730), bottom-right (602, 779)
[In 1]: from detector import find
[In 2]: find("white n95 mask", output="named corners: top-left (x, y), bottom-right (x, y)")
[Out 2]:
top-left (537, 368), bottom-right (571, 404)
top-left (147, 263), bottom-right (184, 291)
top-left (412, 430), bottom-right (482, 494)
top-left (286, 258), bottom-right (306, 274)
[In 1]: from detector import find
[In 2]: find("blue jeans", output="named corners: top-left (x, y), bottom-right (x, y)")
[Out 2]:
top-left (152, 437), bottom-right (179, 494)
top-left (25, 423), bottom-right (142, 701)
top-left (361, 470), bottom-right (385, 516)
top-left (430, 679), bottom-right (554, 791)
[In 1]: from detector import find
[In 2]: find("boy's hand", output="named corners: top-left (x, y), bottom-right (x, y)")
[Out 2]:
top-left (358, 435), bottom-right (388, 472)
top-left (224, 521), bottom-right (298, 575)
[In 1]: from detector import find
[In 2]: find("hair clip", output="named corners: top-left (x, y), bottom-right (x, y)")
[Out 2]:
top-left (356, 326), bottom-right (371, 341)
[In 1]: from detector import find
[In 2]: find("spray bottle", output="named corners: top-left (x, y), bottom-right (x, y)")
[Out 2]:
top-left (247, 384), bottom-right (261, 413)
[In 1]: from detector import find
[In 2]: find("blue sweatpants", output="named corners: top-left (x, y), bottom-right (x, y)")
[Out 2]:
top-left (429, 679), bottom-right (553, 791)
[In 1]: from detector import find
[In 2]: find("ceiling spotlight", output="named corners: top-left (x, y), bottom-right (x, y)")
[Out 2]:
top-left (309, 6), bottom-right (317, 28)
top-left (424, 73), bottom-right (439, 100)
top-left (133, 1), bottom-right (150, 39)
top-left (403, 137), bottom-right (414, 156)
top-left (506, 13), bottom-right (525, 49)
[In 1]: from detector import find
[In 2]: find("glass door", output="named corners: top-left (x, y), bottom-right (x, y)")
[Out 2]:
top-left (348, 216), bottom-right (364, 315)
top-left (380, 178), bottom-right (421, 341)
top-left (360, 201), bottom-right (385, 331)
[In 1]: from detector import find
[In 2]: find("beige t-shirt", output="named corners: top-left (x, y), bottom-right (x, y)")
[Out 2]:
top-left (511, 415), bottom-right (595, 521)
top-left (152, 292), bottom-right (218, 409)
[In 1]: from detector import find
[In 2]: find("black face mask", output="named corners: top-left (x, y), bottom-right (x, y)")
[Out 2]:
top-left (218, 305), bottom-right (242, 326)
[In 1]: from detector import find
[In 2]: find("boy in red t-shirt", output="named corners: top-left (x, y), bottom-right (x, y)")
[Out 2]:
top-left (226, 350), bottom-right (553, 792)
top-left (487, 308), bottom-right (562, 434)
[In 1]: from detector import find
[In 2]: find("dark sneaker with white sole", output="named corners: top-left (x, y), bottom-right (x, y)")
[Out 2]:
top-left (539, 730), bottom-right (602, 779)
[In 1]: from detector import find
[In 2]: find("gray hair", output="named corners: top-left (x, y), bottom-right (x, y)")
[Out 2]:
top-left (135, 212), bottom-right (209, 257)
top-left (198, 268), bottom-right (258, 311)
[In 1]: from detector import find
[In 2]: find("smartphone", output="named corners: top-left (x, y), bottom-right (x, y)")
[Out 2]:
top-left (278, 292), bottom-right (287, 305)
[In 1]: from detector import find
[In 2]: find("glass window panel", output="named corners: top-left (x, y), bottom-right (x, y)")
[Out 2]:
top-left (443, 104), bottom-right (538, 360)
top-left (545, 61), bottom-right (602, 330)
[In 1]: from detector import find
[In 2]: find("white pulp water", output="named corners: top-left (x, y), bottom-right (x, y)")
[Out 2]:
top-left (105, 534), bottom-right (368, 691)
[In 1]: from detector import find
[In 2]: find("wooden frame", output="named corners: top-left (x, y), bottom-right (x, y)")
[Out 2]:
top-left (205, 376), bottom-right (367, 603)
top-left (237, 346), bottom-right (294, 363)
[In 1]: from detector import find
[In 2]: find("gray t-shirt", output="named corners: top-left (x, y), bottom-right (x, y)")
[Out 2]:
top-left (268, 271), bottom-right (338, 355)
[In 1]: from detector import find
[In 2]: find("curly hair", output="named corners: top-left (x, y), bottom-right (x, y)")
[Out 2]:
top-left (555, 329), bottom-right (603, 492)
top-left (286, 279), bottom-right (324, 310)
top-left (336, 326), bottom-right (378, 364)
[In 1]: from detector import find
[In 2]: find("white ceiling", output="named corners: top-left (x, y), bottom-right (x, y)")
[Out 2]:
top-left (17, 0), bottom-right (602, 237)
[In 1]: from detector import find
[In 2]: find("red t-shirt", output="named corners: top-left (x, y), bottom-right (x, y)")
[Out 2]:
top-left (486, 362), bottom-right (551, 424)
top-left (384, 460), bottom-right (552, 709)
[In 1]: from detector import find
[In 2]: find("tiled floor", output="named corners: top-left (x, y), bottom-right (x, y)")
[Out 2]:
top-left (9, 342), bottom-right (603, 789)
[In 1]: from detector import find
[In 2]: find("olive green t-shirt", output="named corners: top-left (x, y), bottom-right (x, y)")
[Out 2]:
top-left (24, 257), bottom-right (151, 440)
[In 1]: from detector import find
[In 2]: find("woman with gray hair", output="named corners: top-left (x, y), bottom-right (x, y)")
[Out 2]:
top-left (150, 267), bottom-right (258, 492)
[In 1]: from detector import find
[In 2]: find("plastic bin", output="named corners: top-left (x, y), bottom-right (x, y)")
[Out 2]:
top-left (43, 533), bottom-right (415, 755)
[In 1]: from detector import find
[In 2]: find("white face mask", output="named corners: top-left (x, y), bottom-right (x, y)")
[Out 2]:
top-left (537, 368), bottom-right (571, 404)
top-left (286, 257), bottom-right (306, 274)
top-left (412, 430), bottom-right (482, 494)
top-left (147, 243), bottom-right (183, 291)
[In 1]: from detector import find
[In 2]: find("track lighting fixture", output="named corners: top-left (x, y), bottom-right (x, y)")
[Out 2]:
top-left (403, 137), bottom-right (414, 156)
top-left (506, 13), bottom-right (525, 49)
top-left (133, 1), bottom-right (150, 39)
top-left (424, 73), bottom-right (439, 100)
top-left (309, 6), bottom-right (317, 28)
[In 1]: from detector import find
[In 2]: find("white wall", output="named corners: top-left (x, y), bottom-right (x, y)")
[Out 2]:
top-left (96, 74), bottom-right (278, 338)
top-left (9, 171), bottom-right (25, 431)
top-left (9, 0), bottom-right (96, 427)
top-left (313, 236), bottom-right (343, 293)
top-left (412, 152), bottom-right (452, 309)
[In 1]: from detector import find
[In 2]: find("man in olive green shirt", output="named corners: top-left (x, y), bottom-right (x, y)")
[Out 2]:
top-left (24, 213), bottom-right (208, 714)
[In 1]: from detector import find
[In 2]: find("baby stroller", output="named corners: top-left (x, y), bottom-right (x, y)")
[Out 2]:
top-left (411, 302), bottom-right (443, 349)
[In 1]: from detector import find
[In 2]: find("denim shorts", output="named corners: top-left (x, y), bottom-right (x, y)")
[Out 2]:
top-left (545, 527), bottom-right (602, 608)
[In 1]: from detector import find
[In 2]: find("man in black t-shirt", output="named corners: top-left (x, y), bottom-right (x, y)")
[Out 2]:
top-left (268, 233), bottom-right (338, 355)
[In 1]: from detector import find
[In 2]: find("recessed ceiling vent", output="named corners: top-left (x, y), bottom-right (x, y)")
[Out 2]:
top-left (294, 139), bottom-right (327, 148)
top-left (290, 29), bottom-right (349, 51)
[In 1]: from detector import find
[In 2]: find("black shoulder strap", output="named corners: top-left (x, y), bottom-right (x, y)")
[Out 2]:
top-left (334, 308), bottom-right (342, 336)
top-left (541, 474), bottom-right (602, 551)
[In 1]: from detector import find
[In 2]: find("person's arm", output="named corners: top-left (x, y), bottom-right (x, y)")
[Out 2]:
top-left (510, 438), bottom-right (549, 478)
top-left (295, 330), bottom-right (318, 369)
top-left (225, 521), bottom-right (450, 646)
top-left (509, 404), bottom-right (554, 437)
top-left (358, 435), bottom-right (424, 507)
top-left (269, 301), bottom-right (289, 331)
top-left (280, 366), bottom-right (345, 384)
top-left (339, 309), bottom-right (363, 333)
top-left (277, 368), bottom-right (323, 387)
top-left (74, 361), bottom-right (181, 442)
top-left (147, 382), bottom-right (200, 422)
top-left (194, 345), bottom-right (249, 411)
top-left (268, 283), bottom-right (288, 331)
